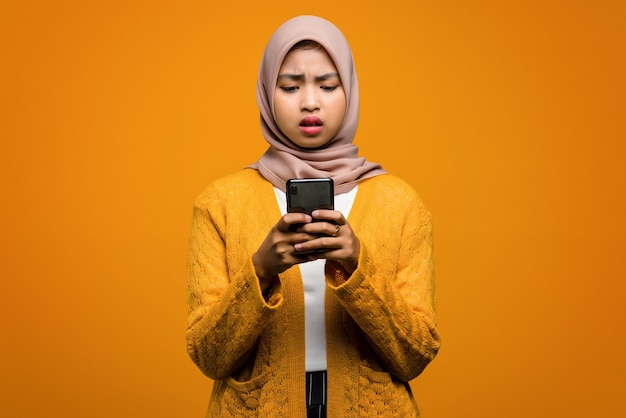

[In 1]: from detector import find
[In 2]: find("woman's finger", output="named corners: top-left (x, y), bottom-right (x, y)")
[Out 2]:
top-left (297, 221), bottom-right (340, 237)
top-left (311, 209), bottom-right (346, 225)
top-left (276, 212), bottom-right (312, 232)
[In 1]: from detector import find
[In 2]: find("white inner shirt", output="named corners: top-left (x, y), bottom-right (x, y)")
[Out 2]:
top-left (274, 185), bottom-right (358, 371)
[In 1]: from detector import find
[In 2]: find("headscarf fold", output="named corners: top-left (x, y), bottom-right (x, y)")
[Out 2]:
top-left (250, 15), bottom-right (385, 194)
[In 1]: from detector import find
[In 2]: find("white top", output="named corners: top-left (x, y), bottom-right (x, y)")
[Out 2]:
top-left (274, 185), bottom-right (358, 371)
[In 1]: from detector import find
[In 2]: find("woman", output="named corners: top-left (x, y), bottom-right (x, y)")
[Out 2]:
top-left (186, 15), bottom-right (440, 417)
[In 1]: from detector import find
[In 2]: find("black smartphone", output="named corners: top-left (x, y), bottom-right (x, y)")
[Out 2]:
top-left (286, 178), bottom-right (334, 217)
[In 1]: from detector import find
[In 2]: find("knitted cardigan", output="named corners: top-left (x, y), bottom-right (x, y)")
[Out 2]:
top-left (186, 169), bottom-right (440, 417)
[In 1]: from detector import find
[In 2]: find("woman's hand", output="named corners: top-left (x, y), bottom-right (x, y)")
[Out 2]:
top-left (293, 209), bottom-right (360, 275)
top-left (252, 210), bottom-right (360, 292)
top-left (252, 212), bottom-right (317, 291)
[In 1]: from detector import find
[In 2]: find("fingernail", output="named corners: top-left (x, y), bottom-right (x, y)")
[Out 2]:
top-left (294, 243), bottom-right (302, 251)
top-left (305, 215), bottom-right (312, 222)
top-left (311, 211), bottom-right (318, 218)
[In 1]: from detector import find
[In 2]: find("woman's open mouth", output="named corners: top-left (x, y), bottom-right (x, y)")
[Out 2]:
top-left (299, 116), bottom-right (323, 135)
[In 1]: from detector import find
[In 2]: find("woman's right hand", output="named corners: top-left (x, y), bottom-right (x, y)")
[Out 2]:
top-left (252, 213), bottom-right (316, 291)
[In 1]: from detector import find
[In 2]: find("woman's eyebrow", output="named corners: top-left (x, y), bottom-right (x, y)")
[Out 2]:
top-left (315, 72), bottom-right (340, 81)
top-left (277, 72), bottom-right (340, 82)
top-left (277, 73), bottom-right (305, 82)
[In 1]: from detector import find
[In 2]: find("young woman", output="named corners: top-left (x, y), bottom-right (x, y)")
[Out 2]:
top-left (186, 15), bottom-right (440, 417)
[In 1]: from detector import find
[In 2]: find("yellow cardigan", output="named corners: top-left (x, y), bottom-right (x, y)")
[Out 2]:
top-left (187, 169), bottom-right (440, 417)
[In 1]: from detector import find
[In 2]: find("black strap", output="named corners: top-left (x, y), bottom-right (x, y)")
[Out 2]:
top-left (306, 371), bottom-right (327, 418)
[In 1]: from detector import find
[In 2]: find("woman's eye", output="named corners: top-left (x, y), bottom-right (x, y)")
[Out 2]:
top-left (280, 86), bottom-right (298, 93)
top-left (321, 85), bottom-right (339, 92)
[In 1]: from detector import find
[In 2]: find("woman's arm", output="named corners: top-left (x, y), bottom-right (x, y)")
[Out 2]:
top-left (185, 197), bottom-right (282, 380)
top-left (327, 188), bottom-right (440, 382)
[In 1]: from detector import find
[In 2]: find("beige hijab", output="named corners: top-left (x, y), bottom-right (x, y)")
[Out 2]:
top-left (250, 15), bottom-right (386, 194)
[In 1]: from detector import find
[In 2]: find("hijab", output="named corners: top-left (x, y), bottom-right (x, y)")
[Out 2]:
top-left (250, 15), bottom-right (386, 194)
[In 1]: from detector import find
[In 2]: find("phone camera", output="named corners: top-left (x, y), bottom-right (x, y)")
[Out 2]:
top-left (290, 185), bottom-right (298, 195)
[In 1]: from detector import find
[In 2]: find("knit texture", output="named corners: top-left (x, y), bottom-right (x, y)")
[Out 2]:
top-left (186, 169), bottom-right (440, 417)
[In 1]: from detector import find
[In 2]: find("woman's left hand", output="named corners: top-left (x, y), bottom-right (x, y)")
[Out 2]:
top-left (293, 209), bottom-right (360, 275)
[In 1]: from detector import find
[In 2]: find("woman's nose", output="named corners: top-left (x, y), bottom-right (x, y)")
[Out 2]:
top-left (301, 86), bottom-right (320, 112)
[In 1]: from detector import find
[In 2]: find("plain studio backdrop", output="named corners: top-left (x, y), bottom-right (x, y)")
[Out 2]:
top-left (1, 1), bottom-right (624, 416)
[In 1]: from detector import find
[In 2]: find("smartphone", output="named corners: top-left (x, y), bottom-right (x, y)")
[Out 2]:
top-left (286, 178), bottom-right (334, 217)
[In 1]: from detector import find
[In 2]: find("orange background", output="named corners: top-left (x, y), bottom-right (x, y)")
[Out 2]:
top-left (1, 1), bottom-right (625, 416)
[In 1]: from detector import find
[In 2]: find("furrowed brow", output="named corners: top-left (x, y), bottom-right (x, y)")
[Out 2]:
top-left (277, 74), bottom-right (304, 82)
top-left (315, 73), bottom-right (340, 82)
top-left (277, 73), bottom-right (340, 82)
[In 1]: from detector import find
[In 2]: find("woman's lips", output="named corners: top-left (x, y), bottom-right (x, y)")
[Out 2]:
top-left (299, 116), bottom-right (323, 135)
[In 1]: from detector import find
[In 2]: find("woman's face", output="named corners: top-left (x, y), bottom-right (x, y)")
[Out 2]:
top-left (274, 47), bottom-right (346, 149)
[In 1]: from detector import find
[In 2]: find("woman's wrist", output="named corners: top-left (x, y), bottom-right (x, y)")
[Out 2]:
top-left (252, 252), bottom-right (274, 292)
top-left (340, 258), bottom-right (358, 276)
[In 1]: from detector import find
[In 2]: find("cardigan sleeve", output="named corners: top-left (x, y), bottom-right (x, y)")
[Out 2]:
top-left (186, 186), bottom-right (283, 380)
top-left (327, 185), bottom-right (440, 382)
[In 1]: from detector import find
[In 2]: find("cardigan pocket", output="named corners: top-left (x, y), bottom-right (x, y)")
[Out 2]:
top-left (221, 367), bottom-right (272, 416)
top-left (358, 364), bottom-right (419, 417)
